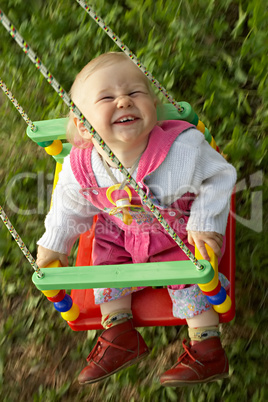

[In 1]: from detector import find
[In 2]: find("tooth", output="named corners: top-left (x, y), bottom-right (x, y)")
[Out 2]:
top-left (120, 117), bottom-right (134, 122)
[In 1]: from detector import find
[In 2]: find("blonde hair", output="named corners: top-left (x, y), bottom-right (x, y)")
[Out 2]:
top-left (66, 52), bottom-right (157, 148)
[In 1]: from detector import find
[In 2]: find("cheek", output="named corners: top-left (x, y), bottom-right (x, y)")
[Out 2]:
top-left (87, 106), bottom-right (111, 127)
top-left (146, 105), bottom-right (157, 125)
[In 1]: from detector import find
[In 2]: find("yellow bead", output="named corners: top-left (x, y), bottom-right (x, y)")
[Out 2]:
top-left (198, 272), bottom-right (219, 292)
top-left (45, 140), bottom-right (63, 155)
top-left (196, 244), bottom-right (219, 292)
top-left (42, 289), bottom-right (61, 297)
top-left (213, 295), bottom-right (232, 313)
top-left (61, 303), bottom-right (80, 321)
top-left (45, 260), bottom-right (62, 268)
top-left (196, 120), bottom-right (205, 134)
top-left (40, 261), bottom-right (62, 297)
top-left (210, 136), bottom-right (217, 150)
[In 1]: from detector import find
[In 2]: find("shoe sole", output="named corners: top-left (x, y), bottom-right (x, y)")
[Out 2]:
top-left (161, 372), bottom-right (229, 387)
top-left (79, 350), bottom-right (150, 385)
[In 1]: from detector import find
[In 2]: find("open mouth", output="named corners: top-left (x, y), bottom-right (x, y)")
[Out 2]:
top-left (114, 116), bottom-right (139, 124)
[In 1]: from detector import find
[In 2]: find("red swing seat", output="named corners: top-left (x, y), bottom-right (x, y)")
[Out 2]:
top-left (68, 193), bottom-right (236, 331)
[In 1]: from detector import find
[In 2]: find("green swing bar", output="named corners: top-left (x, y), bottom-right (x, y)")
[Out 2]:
top-left (32, 260), bottom-right (214, 291)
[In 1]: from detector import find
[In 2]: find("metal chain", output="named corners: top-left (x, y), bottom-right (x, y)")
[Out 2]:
top-left (75, 0), bottom-right (183, 113)
top-left (0, 79), bottom-right (37, 131)
top-left (0, 8), bottom-right (203, 270)
top-left (0, 206), bottom-right (43, 278)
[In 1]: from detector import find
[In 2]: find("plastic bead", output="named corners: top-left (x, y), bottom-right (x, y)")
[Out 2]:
top-left (41, 260), bottom-right (62, 297)
top-left (177, 101), bottom-right (197, 123)
top-left (210, 137), bottom-right (217, 150)
top-left (190, 113), bottom-right (199, 126)
top-left (61, 303), bottom-right (80, 321)
top-left (202, 280), bottom-right (221, 296)
top-left (54, 294), bottom-right (73, 312)
top-left (198, 271), bottom-right (219, 292)
top-left (47, 289), bottom-right (66, 302)
top-left (37, 140), bottom-right (53, 148)
top-left (46, 260), bottom-right (62, 268)
top-left (206, 286), bottom-right (227, 305)
top-left (45, 140), bottom-right (63, 155)
top-left (204, 127), bottom-right (212, 144)
top-left (213, 295), bottom-right (232, 314)
top-left (196, 120), bottom-right (205, 134)
top-left (42, 289), bottom-right (61, 297)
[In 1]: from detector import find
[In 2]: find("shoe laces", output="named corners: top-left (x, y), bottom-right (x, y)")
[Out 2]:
top-left (177, 339), bottom-right (204, 367)
top-left (87, 339), bottom-right (102, 361)
top-left (86, 335), bottom-right (135, 362)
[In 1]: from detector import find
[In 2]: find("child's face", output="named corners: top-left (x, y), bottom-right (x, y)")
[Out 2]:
top-left (75, 60), bottom-right (157, 153)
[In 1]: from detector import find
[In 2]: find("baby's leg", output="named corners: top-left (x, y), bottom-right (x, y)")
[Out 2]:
top-left (100, 294), bottom-right (131, 314)
top-left (100, 294), bottom-right (132, 329)
top-left (187, 308), bottom-right (219, 329)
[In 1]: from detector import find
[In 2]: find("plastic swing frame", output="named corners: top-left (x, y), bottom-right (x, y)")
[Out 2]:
top-left (28, 108), bottom-right (236, 330)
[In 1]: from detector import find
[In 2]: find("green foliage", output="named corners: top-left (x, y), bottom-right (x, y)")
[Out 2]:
top-left (0, 0), bottom-right (267, 400)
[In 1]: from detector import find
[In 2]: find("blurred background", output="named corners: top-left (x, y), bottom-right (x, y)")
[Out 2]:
top-left (0, 0), bottom-right (267, 400)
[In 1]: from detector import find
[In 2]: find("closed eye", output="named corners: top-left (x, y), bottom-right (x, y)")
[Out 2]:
top-left (98, 96), bottom-right (114, 102)
top-left (129, 91), bottom-right (144, 96)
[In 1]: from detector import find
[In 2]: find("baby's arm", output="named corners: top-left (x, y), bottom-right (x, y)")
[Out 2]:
top-left (187, 230), bottom-right (223, 261)
top-left (185, 132), bottom-right (236, 243)
top-left (37, 155), bottom-right (99, 259)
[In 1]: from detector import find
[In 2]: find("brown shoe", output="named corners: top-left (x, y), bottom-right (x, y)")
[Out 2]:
top-left (78, 319), bottom-right (149, 384)
top-left (160, 337), bottom-right (229, 387)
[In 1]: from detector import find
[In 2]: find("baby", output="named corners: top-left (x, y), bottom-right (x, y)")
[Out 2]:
top-left (37, 52), bottom-right (236, 386)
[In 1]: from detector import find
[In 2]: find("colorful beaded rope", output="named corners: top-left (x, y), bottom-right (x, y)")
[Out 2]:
top-left (0, 205), bottom-right (43, 278)
top-left (0, 207), bottom-right (80, 320)
top-left (0, 79), bottom-right (36, 131)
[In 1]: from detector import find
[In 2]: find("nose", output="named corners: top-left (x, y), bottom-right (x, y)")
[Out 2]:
top-left (117, 95), bottom-right (133, 109)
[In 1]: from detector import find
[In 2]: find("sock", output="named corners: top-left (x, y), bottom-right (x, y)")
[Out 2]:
top-left (101, 309), bottom-right (133, 329)
top-left (188, 325), bottom-right (220, 342)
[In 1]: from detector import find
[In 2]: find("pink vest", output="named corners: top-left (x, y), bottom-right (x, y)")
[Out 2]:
top-left (70, 120), bottom-right (194, 234)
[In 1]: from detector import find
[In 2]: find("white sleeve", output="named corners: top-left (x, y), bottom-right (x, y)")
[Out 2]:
top-left (147, 128), bottom-right (237, 235)
top-left (186, 135), bottom-right (237, 234)
top-left (37, 155), bottom-right (99, 255)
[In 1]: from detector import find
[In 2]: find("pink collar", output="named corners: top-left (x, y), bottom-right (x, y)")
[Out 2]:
top-left (70, 120), bottom-right (193, 188)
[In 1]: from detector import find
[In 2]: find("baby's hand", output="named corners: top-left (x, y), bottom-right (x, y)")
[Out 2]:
top-left (36, 245), bottom-right (68, 268)
top-left (187, 231), bottom-right (223, 261)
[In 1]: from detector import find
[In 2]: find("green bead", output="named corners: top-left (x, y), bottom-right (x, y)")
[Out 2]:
top-left (156, 102), bottom-right (199, 124)
top-left (204, 127), bottom-right (212, 144)
top-left (37, 140), bottom-right (53, 147)
top-left (177, 101), bottom-right (197, 123)
top-left (189, 113), bottom-right (199, 126)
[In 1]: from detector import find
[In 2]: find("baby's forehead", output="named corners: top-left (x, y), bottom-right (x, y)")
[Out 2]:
top-left (94, 59), bottom-right (146, 79)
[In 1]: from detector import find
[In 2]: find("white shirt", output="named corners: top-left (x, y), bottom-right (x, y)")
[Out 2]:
top-left (38, 128), bottom-right (237, 255)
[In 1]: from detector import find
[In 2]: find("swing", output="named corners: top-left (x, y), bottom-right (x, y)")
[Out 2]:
top-left (0, 4), bottom-right (236, 331)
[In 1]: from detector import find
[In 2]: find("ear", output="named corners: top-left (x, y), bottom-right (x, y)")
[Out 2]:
top-left (73, 117), bottom-right (91, 139)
